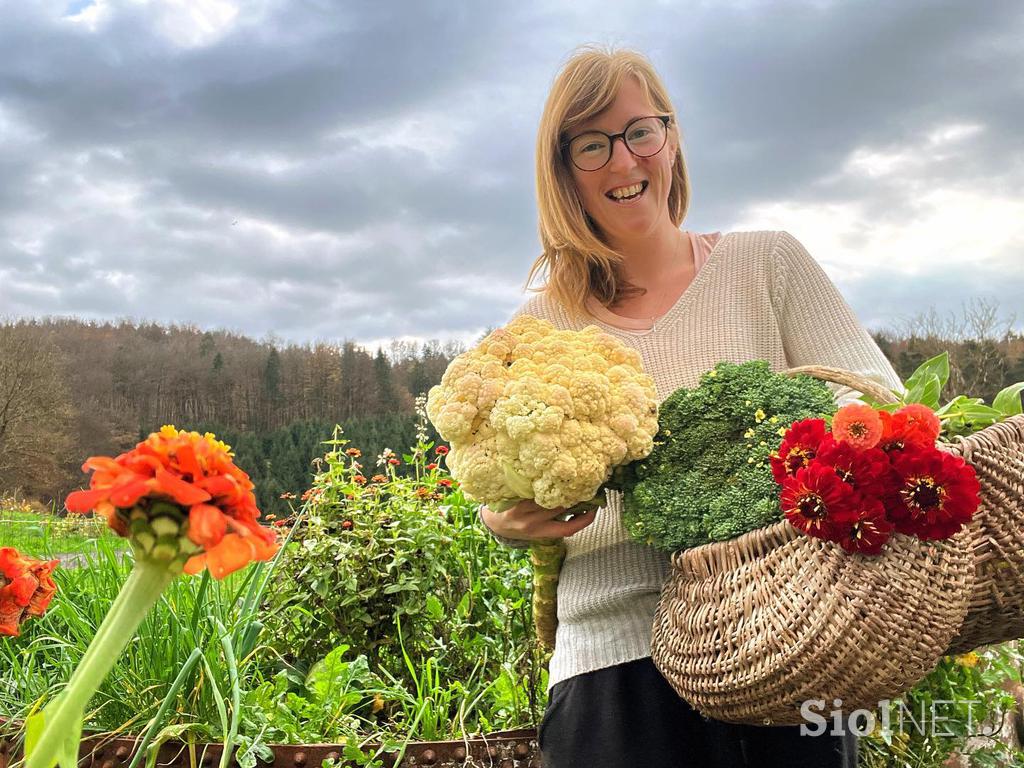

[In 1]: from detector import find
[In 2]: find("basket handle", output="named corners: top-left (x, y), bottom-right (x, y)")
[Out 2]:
top-left (781, 365), bottom-right (901, 406)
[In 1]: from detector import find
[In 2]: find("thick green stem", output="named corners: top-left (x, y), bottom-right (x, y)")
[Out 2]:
top-left (530, 538), bottom-right (565, 650)
top-left (27, 558), bottom-right (175, 768)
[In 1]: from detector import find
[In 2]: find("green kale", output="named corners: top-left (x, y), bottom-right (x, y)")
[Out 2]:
top-left (620, 360), bottom-right (838, 552)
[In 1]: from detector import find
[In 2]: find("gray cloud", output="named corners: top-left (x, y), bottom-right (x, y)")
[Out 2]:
top-left (1, 0), bottom-right (1022, 348)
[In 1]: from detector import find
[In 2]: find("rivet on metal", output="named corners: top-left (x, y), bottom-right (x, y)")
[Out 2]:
top-left (101, 759), bottom-right (116, 768)
top-left (324, 752), bottom-right (340, 763)
top-left (115, 747), bottom-right (130, 762)
top-left (418, 748), bottom-right (436, 765)
top-left (292, 751), bottom-right (307, 767)
top-left (452, 745), bottom-right (467, 762)
top-left (487, 745), bottom-right (499, 758)
top-left (513, 742), bottom-right (529, 758)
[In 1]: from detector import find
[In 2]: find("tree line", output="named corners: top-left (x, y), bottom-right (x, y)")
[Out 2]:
top-left (0, 318), bottom-right (468, 509)
top-left (1, 299), bottom-right (1021, 517)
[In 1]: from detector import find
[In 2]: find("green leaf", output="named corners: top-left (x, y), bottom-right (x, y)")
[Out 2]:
top-left (992, 382), bottom-right (1024, 417)
top-left (25, 698), bottom-right (82, 768)
top-left (935, 395), bottom-right (971, 417)
top-left (456, 591), bottom-right (471, 620)
top-left (425, 594), bottom-right (444, 621)
top-left (959, 404), bottom-right (1002, 421)
top-left (906, 373), bottom-right (942, 409)
top-left (905, 351), bottom-right (949, 394)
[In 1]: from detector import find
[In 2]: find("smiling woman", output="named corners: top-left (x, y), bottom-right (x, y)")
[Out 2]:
top-left (473, 43), bottom-right (908, 768)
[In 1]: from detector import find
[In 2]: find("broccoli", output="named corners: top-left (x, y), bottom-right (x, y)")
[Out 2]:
top-left (618, 360), bottom-right (838, 552)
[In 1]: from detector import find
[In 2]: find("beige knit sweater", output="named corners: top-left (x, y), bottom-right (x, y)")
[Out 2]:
top-left (481, 229), bottom-right (906, 694)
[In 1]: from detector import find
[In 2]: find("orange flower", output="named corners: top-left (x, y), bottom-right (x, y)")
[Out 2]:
top-left (353, 475), bottom-right (367, 485)
top-left (1, 548), bottom-right (58, 637)
top-left (65, 425), bottom-right (277, 579)
top-left (345, 448), bottom-right (362, 458)
top-left (897, 403), bottom-right (941, 446)
top-left (831, 404), bottom-right (883, 450)
top-left (371, 474), bottom-right (387, 483)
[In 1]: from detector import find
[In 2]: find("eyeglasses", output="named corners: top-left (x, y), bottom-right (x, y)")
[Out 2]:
top-left (562, 115), bottom-right (671, 172)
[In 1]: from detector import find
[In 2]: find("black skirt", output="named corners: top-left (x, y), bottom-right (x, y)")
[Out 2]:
top-left (538, 657), bottom-right (858, 768)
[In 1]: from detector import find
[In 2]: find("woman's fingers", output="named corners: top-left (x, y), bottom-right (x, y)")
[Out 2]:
top-left (539, 509), bottom-right (595, 539)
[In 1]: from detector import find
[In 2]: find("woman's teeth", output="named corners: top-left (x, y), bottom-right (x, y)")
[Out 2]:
top-left (607, 182), bottom-right (646, 202)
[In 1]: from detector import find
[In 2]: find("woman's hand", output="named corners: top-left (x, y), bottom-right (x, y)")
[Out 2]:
top-left (480, 499), bottom-right (596, 541)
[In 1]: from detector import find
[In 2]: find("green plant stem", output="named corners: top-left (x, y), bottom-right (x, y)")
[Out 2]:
top-left (27, 557), bottom-right (176, 768)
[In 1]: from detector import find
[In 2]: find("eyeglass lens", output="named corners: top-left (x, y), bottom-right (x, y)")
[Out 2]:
top-left (568, 117), bottom-right (668, 171)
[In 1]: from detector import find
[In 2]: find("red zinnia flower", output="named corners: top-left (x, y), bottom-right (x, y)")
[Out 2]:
top-left (886, 444), bottom-right (980, 540)
top-left (831, 404), bottom-right (883, 450)
top-left (815, 439), bottom-right (897, 497)
top-left (435, 446), bottom-right (449, 456)
top-left (831, 496), bottom-right (895, 555)
top-left (770, 418), bottom-right (829, 484)
top-left (388, 458), bottom-right (401, 466)
top-left (341, 520), bottom-right (353, 530)
top-left (437, 478), bottom-right (453, 488)
top-left (353, 475), bottom-right (367, 485)
top-left (780, 461), bottom-right (860, 539)
top-left (426, 463), bottom-right (438, 471)
top-left (0, 548), bottom-right (58, 637)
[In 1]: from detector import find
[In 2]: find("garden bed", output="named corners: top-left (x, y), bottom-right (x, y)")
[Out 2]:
top-left (0, 726), bottom-right (541, 768)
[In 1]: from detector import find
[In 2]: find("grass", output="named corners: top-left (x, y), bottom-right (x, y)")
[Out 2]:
top-left (0, 505), bottom-right (123, 558)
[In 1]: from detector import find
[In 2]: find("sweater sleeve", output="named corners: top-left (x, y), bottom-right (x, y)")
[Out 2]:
top-left (771, 231), bottom-right (905, 405)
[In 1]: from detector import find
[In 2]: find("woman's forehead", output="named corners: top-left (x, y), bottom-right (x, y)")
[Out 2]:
top-left (577, 77), bottom-right (655, 132)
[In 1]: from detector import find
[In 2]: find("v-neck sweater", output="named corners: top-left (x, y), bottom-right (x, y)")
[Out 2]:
top-left (583, 229), bottom-right (723, 333)
top-left (481, 229), bottom-right (906, 694)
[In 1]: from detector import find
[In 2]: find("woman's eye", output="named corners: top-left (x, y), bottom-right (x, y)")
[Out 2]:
top-left (629, 129), bottom-right (652, 141)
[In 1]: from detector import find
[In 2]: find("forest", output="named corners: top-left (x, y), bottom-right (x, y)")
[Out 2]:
top-left (1, 298), bottom-right (1021, 519)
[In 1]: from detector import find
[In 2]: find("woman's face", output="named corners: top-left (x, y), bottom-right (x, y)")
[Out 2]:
top-left (566, 75), bottom-right (677, 245)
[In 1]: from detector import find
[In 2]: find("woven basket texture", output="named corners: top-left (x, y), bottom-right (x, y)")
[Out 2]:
top-left (941, 414), bottom-right (1024, 655)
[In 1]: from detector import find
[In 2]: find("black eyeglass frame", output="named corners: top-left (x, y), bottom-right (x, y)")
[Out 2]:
top-left (561, 115), bottom-right (672, 172)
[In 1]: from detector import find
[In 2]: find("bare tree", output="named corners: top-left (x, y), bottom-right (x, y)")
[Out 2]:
top-left (0, 323), bottom-right (74, 496)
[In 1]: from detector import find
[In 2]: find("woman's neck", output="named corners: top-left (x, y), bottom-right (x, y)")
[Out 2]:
top-left (609, 224), bottom-right (689, 289)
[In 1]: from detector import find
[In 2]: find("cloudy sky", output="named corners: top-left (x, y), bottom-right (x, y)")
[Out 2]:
top-left (1, 0), bottom-right (1022, 351)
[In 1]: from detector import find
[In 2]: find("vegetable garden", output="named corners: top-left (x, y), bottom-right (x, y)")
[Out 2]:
top-left (2, 351), bottom-right (1024, 766)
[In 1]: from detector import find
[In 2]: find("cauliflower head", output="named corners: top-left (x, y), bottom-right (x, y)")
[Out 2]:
top-left (426, 315), bottom-right (659, 510)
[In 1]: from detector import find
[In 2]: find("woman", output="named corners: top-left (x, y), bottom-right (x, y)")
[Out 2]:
top-left (479, 45), bottom-right (900, 768)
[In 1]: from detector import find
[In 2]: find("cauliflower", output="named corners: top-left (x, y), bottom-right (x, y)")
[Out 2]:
top-left (427, 314), bottom-right (659, 512)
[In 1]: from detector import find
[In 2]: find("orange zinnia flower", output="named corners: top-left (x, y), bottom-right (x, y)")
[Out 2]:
top-left (831, 403), bottom-right (883, 450)
top-left (897, 403), bottom-right (942, 446)
top-left (0, 548), bottom-right (58, 637)
top-left (65, 425), bottom-right (278, 580)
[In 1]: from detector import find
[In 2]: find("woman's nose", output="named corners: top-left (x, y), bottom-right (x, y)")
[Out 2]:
top-left (607, 136), bottom-right (638, 172)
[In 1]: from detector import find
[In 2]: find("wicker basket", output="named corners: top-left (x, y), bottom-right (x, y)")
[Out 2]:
top-left (650, 365), bottom-right (977, 725)
top-left (940, 414), bottom-right (1024, 655)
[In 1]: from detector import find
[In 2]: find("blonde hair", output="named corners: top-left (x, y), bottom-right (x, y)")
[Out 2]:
top-left (526, 44), bottom-right (692, 320)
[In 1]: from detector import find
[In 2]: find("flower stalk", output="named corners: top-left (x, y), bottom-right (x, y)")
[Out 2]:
top-left (26, 555), bottom-right (175, 768)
